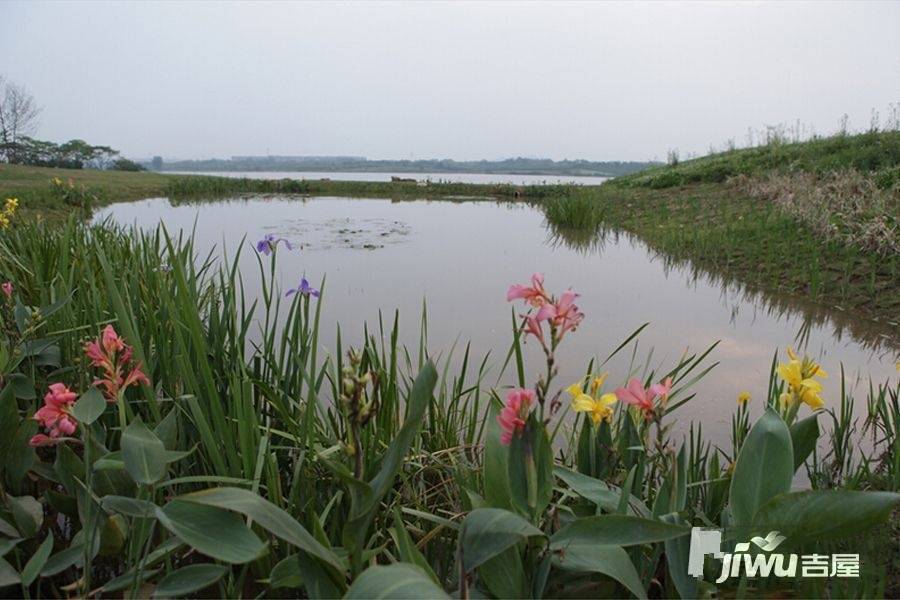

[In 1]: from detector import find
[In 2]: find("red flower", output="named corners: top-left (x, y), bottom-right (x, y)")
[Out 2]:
top-left (497, 388), bottom-right (534, 445)
top-left (30, 383), bottom-right (78, 446)
top-left (84, 325), bottom-right (150, 401)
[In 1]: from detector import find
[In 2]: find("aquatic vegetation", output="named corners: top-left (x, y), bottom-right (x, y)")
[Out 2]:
top-left (285, 276), bottom-right (320, 298)
top-left (255, 232), bottom-right (293, 254)
top-left (0, 197), bottom-right (18, 228)
top-left (29, 383), bottom-right (78, 446)
top-left (0, 206), bottom-right (897, 597)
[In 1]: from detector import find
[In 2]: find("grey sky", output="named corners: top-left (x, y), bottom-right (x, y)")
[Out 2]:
top-left (2, 1), bottom-right (898, 161)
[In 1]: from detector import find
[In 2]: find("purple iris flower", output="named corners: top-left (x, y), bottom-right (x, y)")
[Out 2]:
top-left (286, 277), bottom-right (320, 298)
top-left (256, 234), bottom-right (293, 255)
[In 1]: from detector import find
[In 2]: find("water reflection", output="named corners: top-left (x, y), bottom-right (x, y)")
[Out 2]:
top-left (95, 195), bottom-right (898, 447)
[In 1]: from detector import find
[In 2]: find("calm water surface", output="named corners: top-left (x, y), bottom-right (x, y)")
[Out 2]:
top-left (95, 196), bottom-right (898, 446)
top-left (163, 171), bottom-right (611, 186)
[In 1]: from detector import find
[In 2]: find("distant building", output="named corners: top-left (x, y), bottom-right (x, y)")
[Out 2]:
top-left (151, 156), bottom-right (163, 170)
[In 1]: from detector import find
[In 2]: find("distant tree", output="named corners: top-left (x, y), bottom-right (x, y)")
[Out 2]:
top-left (151, 156), bottom-right (163, 170)
top-left (111, 158), bottom-right (144, 172)
top-left (0, 75), bottom-right (41, 163)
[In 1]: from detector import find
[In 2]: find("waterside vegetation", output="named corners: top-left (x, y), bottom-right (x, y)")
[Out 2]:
top-left (0, 218), bottom-right (896, 598)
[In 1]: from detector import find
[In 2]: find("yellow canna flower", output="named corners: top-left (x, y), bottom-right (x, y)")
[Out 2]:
top-left (573, 392), bottom-right (617, 425)
top-left (778, 392), bottom-right (793, 408)
top-left (777, 347), bottom-right (827, 412)
top-left (568, 376), bottom-right (617, 425)
top-left (589, 372), bottom-right (609, 395)
top-left (737, 391), bottom-right (751, 405)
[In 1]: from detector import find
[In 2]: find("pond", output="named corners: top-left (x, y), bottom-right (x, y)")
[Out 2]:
top-left (94, 195), bottom-right (898, 447)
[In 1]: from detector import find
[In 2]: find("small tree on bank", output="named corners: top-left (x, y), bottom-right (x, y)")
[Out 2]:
top-left (0, 75), bottom-right (41, 163)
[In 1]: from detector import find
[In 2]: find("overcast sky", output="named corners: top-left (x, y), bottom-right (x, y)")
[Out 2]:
top-left (1, 1), bottom-right (898, 161)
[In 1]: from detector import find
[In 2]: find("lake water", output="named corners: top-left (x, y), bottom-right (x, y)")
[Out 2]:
top-left (94, 195), bottom-right (898, 447)
top-left (162, 171), bottom-right (611, 186)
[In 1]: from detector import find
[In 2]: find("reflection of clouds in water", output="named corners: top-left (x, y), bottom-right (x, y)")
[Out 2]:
top-left (262, 217), bottom-right (412, 251)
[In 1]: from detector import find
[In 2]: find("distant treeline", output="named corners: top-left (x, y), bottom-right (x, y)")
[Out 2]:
top-left (152, 156), bottom-right (659, 177)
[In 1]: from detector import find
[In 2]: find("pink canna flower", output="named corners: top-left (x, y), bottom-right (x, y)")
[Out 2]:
top-left (30, 383), bottom-right (79, 446)
top-left (497, 388), bottom-right (534, 445)
top-left (650, 377), bottom-right (673, 402)
top-left (507, 273), bottom-right (549, 308)
top-left (534, 289), bottom-right (585, 341)
top-left (1, 281), bottom-right (12, 298)
top-left (84, 325), bottom-right (150, 401)
top-left (614, 378), bottom-right (658, 419)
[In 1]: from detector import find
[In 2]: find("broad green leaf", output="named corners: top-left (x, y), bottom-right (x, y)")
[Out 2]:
top-left (157, 499), bottom-right (264, 564)
top-left (101, 567), bottom-right (160, 594)
top-left (460, 508), bottom-right (544, 572)
top-left (8, 495), bottom-right (42, 538)
top-left (152, 563), bottom-right (228, 598)
top-left (296, 553), bottom-right (341, 598)
top-left (508, 416), bottom-right (554, 520)
top-left (0, 538), bottom-right (21, 557)
top-left (551, 544), bottom-right (646, 599)
top-left (729, 407), bottom-right (793, 527)
top-left (175, 487), bottom-right (342, 571)
top-left (752, 490), bottom-right (900, 547)
top-left (482, 401), bottom-right (512, 510)
top-left (550, 515), bottom-right (689, 548)
top-left (554, 465), bottom-right (650, 517)
top-left (41, 544), bottom-right (85, 577)
top-left (269, 554), bottom-right (303, 589)
top-left (21, 532), bottom-right (53, 586)
top-left (101, 495), bottom-right (158, 518)
top-left (0, 557), bottom-right (19, 588)
top-left (122, 419), bottom-right (167, 485)
top-left (789, 414), bottom-right (819, 472)
top-left (661, 513), bottom-right (697, 600)
top-left (345, 563), bottom-right (449, 599)
top-left (479, 546), bottom-right (527, 599)
top-left (71, 387), bottom-right (106, 425)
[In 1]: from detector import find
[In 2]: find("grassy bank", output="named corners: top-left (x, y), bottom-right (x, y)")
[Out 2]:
top-left (0, 219), bottom-right (896, 598)
top-left (543, 132), bottom-right (900, 336)
top-left (0, 164), bottom-right (573, 220)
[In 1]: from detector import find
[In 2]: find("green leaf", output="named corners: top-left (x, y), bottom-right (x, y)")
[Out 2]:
top-left (0, 538), bottom-right (21, 557)
top-left (661, 513), bottom-right (697, 600)
top-left (729, 407), bottom-right (793, 527)
top-left (789, 414), bottom-right (819, 472)
top-left (157, 499), bottom-right (264, 564)
top-left (175, 487), bottom-right (342, 571)
top-left (508, 417), bottom-right (554, 520)
top-left (550, 515), bottom-right (689, 548)
top-left (7, 373), bottom-right (35, 400)
top-left (0, 557), bottom-right (20, 588)
top-left (345, 563), bottom-right (449, 599)
top-left (344, 363), bottom-right (437, 569)
top-left (551, 544), bottom-right (646, 599)
top-left (152, 564), bottom-right (228, 598)
top-left (554, 466), bottom-right (650, 517)
top-left (479, 546), bottom-right (527, 599)
top-left (21, 531), bottom-right (53, 586)
top-left (752, 490), bottom-right (900, 547)
top-left (7, 495), bottom-right (42, 538)
top-left (71, 387), bottom-right (106, 425)
top-left (102, 495), bottom-right (158, 518)
top-left (122, 419), bottom-right (167, 485)
top-left (390, 509), bottom-right (438, 583)
top-left (363, 362), bottom-right (437, 512)
top-left (460, 508), bottom-right (544, 572)
top-left (269, 554), bottom-right (303, 589)
top-left (482, 401), bottom-right (512, 510)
